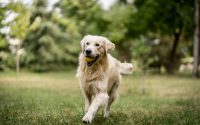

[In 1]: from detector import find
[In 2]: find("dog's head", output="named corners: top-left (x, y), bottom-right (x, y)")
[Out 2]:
top-left (80, 35), bottom-right (115, 66)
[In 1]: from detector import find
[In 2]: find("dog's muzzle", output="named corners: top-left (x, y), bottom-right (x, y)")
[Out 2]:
top-left (84, 49), bottom-right (99, 66)
top-left (85, 55), bottom-right (99, 66)
top-left (85, 49), bottom-right (92, 56)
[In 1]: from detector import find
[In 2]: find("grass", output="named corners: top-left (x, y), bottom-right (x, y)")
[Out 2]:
top-left (0, 71), bottom-right (200, 125)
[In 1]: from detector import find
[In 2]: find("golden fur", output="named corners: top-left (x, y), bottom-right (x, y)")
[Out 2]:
top-left (76, 35), bottom-right (133, 124)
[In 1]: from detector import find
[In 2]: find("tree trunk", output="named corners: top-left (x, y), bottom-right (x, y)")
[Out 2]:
top-left (193, 0), bottom-right (200, 78)
top-left (167, 29), bottom-right (181, 74)
top-left (16, 44), bottom-right (20, 75)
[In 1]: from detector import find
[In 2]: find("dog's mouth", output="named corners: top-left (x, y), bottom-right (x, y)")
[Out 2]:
top-left (85, 55), bottom-right (99, 66)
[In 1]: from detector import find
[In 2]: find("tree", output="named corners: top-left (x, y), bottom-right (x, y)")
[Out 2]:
top-left (193, 0), bottom-right (199, 78)
top-left (6, 1), bottom-right (30, 74)
top-left (130, 0), bottom-right (194, 74)
top-left (103, 2), bottom-right (135, 61)
top-left (23, 0), bottom-right (82, 71)
top-left (0, 5), bottom-right (9, 71)
top-left (59, 0), bottom-right (107, 36)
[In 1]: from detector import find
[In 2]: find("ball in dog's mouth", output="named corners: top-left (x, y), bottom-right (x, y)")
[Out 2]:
top-left (85, 55), bottom-right (99, 66)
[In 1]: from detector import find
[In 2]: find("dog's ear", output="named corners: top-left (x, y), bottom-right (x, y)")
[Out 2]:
top-left (80, 35), bottom-right (90, 52)
top-left (103, 37), bottom-right (115, 52)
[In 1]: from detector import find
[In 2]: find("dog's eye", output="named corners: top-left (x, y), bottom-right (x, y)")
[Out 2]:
top-left (86, 42), bottom-right (89, 45)
top-left (95, 43), bottom-right (100, 47)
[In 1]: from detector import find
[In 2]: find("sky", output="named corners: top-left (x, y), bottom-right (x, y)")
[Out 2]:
top-left (98, 0), bottom-right (116, 10)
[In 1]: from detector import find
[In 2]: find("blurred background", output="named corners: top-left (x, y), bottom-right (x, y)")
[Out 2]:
top-left (0, 0), bottom-right (199, 76)
top-left (0, 0), bottom-right (200, 124)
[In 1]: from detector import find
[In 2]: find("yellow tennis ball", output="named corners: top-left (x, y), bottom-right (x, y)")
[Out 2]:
top-left (85, 57), bottom-right (94, 62)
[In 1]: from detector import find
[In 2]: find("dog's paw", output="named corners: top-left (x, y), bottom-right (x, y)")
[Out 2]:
top-left (82, 114), bottom-right (92, 124)
top-left (103, 111), bottom-right (110, 118)
top-left (82, 119), bottom-right (90, 124)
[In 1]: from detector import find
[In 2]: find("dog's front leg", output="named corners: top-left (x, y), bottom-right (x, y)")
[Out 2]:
top-left (83, 92), bottom-right (91, 113)
top-left (82, 93), bottom-right (108, 124)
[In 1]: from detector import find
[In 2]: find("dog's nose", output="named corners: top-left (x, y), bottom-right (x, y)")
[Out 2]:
top-left (85, 49), bottom-right (92, 55)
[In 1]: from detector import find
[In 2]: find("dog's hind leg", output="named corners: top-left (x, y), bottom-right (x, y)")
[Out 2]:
top-left (104, 82), bottom-right (119, 118)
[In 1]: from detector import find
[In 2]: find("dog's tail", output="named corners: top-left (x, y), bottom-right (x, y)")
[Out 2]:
top-left (119, 62), bottom-right (133, 75)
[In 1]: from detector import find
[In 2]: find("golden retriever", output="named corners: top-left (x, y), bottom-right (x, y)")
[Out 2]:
top-left (76, 35), bottom-right (133, 124)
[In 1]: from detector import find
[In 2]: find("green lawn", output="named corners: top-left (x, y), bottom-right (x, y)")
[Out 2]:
top-left (0, 71), bottom-right (200, 125)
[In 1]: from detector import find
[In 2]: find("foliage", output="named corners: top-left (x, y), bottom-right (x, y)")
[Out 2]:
top-left (0, 5), bottom-right (9, 71)
top-left (132, 0), bottom-right (193, 36)
top-left (127, 0), bottom-right (194, 73)
top-left (0, 0), bottom-right (197, 73)
top-left (6, 2), bottom-right (31, 39)
top-left (132, 36), bottom-right (157, 71)
top-left (23, 0), bottom-right (79, 71)
top-left (59, 0), bottom-right (107, 35)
